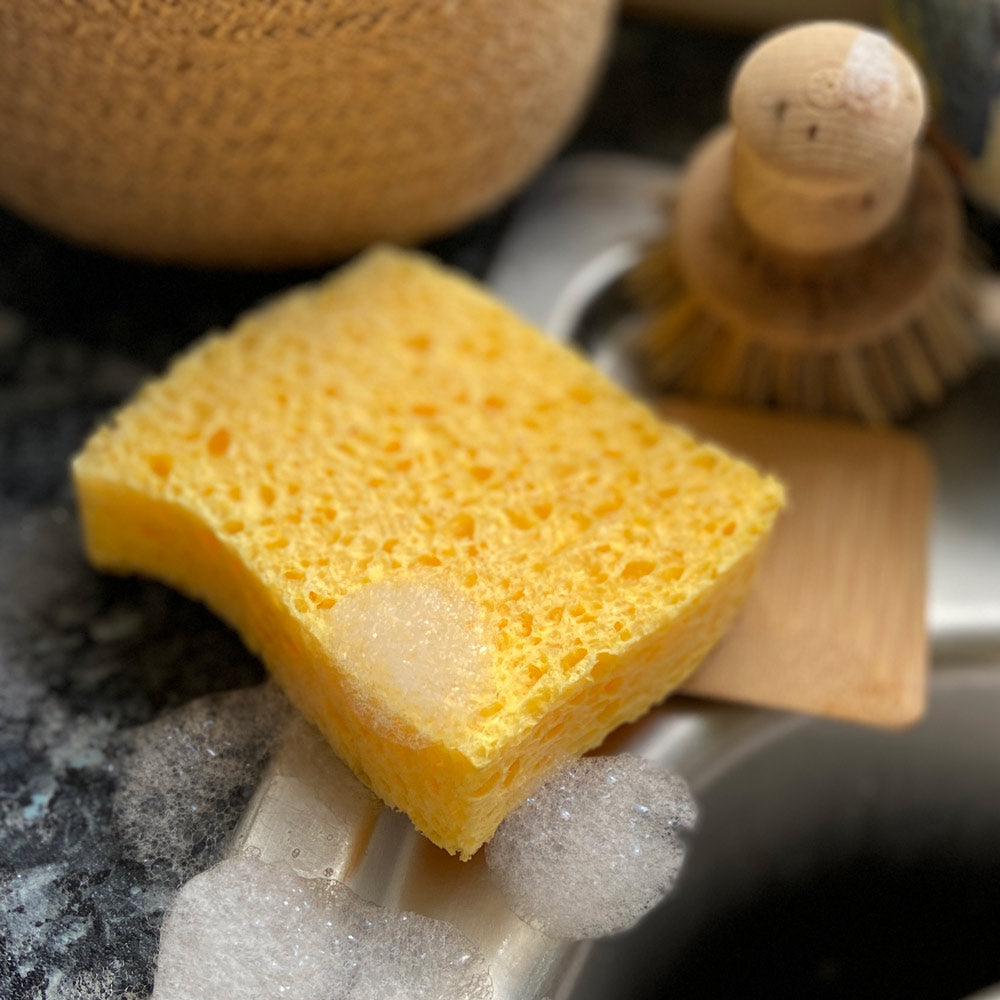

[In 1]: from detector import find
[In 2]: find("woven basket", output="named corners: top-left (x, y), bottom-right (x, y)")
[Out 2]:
top-left (0, 1), bottom-right (613, 267)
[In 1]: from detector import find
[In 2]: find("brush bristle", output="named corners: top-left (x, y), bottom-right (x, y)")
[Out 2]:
top-left (628, 234), bottom-right (984, 425)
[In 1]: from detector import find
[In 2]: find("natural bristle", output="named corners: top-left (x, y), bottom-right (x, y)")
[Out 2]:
top-left (631, 241), bottom-right (982, 423)
top-left (629, 141), bottom-right (983, 424)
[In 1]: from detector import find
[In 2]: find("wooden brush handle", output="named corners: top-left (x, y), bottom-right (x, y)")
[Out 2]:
top-left (728, 21), bottom-right (927, 256)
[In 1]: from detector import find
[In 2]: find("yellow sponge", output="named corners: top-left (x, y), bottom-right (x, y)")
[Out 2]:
top-left (72, 247), bottom-right (784, 857)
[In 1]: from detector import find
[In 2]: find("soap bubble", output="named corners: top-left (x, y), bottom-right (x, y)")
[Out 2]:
top-left (152, 854), bottom-right (494, 1000)
top-left (112, 684), bottom-right (293, 885)
top-left (41, 963), bottom-right (145, 1000)
top-left (326, 579), bottom-right (494, 747)
top-left (485, 754), bottom-right (697, 939)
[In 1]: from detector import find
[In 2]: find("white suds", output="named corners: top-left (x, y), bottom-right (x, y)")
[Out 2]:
top-left (485, 754), bottom-right (697, 939)
top-left (42, 963), bottom-right (144, 1000)
top-left (112, 684), bottom-right (293, 883)
top-left (152, 854), bottom-right (493, 1000)
top-left (326, 579), bottom-right (494, 742)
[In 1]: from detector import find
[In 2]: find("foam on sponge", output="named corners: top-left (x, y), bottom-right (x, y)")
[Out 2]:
top-left (72, 246), bottom-right (783, 857)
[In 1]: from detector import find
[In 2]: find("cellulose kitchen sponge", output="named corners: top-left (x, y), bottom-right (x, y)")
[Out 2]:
top-left (72, 247), bottom-right (784, 858)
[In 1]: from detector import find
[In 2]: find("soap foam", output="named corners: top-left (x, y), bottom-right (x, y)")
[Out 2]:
top-left (485, 754), bottom-right (697, 939)
top-left (43, 963), bottom-right (144, 1000)
top-left (326, 579), bottom-right (494, 744)
top-left (152, 854), bottom-right (493, 1000)
top-left (113, 684), bottom-right (293, 884)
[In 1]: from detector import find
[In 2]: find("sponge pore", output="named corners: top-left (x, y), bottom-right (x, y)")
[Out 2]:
top-left (72, 246), bottom-right (783, 857)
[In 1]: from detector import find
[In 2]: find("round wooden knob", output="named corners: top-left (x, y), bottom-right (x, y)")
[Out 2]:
top-left (728, 21), bottom-right (928, 256)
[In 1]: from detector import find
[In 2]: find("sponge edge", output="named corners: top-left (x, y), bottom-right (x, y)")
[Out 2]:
top-left (72, 246), bottom-right (784, 858)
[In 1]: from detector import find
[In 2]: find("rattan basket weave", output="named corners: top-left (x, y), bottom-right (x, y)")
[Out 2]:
top-left (0, 1), bottom-right (612, 267)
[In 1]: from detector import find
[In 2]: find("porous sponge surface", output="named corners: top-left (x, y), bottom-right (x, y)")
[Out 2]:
top-left (72, 247), bottom-right (784, 857)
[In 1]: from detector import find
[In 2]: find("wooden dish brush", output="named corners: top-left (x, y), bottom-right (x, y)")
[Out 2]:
top-left (630, 20), bottom-right (983, 423)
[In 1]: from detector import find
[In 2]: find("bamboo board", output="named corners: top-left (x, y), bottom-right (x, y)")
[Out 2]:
top-left (666, 400), bottom-right (933, 727)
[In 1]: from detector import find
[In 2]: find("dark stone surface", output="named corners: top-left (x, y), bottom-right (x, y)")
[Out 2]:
top-left (0, 16), bottom-right (751, 998)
